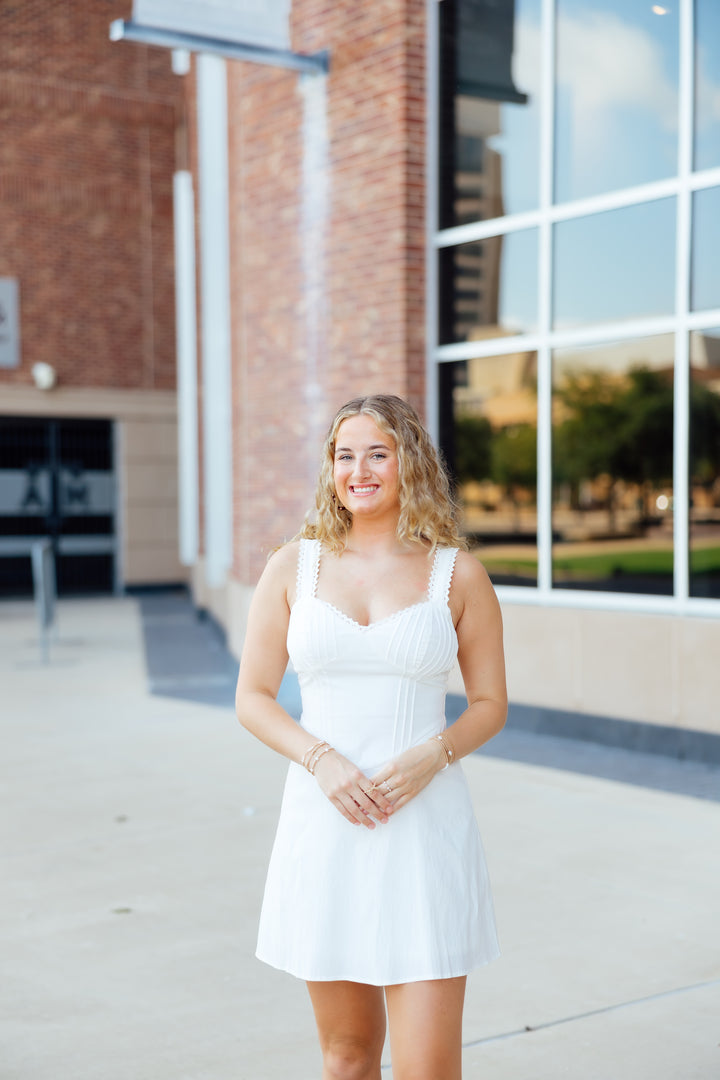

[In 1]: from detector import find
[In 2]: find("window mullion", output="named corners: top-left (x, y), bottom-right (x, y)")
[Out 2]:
top-left (536, 0), bottom-right (555, 594)
top-left (673, 0), bottom-right (694, 604)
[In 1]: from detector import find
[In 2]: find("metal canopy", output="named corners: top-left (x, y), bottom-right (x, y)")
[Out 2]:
top-left (109, 19), bottom-right (329, 74)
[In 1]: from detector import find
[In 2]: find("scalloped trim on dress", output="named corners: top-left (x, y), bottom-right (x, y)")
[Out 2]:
top-left (295, 538), bottom-right (322, 602)
top-left (310, 596), bottom-right (449, 631)
top-left (441, 547), bottom-right (459, 604)
top-left (298, 544), bottom-right (460, 629)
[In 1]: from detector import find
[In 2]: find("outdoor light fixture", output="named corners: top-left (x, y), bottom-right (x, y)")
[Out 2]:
top-left (31, 362), bottom-right (57, 391)
top-left (652, 5), bottom-right (668, 13)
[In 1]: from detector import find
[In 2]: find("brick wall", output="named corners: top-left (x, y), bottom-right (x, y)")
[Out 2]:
top-left (222, 0), bottom-right (427, 582)
top-left (0, 0), bottom-right (183, 392)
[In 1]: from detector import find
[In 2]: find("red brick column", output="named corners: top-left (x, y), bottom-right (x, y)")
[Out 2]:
top-left (223, 0), bottom-right (427, 582)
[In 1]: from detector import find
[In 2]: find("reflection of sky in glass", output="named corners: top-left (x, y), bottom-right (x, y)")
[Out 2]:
top-left (555, 0), bottom-right (678, 203)
top-left (691, 187), bottom-right (720, 312)
top-left (485, 0), bottom-right (542, 215)
top-left (695, 0), bottom-right (720, 170)
top-left (553, 199), bottom-right (675, 329)
top-left (499, 228), bottom-right (538, 332)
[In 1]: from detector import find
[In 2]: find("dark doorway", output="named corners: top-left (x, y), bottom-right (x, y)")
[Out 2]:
top-left (0, 416), bottom-right (116, 597)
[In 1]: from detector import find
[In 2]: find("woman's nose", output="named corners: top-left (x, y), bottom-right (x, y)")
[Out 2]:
top-left (351, 455), bottom-right (371, 479)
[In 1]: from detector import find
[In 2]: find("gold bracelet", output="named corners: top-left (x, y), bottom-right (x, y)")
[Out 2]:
top-left (302, 740), bottom-right (327, 771)
top-left (309, 744), bottom-right (334, 775)
top-left (434, 732), bottom-right (455, 769)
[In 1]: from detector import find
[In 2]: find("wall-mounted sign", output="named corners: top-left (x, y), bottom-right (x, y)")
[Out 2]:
top-left (0, 278), bottom-right (19, 369)
top-left (133, 0), bottom-right (291, 50)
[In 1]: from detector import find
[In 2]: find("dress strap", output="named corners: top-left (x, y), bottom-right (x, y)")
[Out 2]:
top-left (427, 547), bottom-right (459, 605)
top-left (296, 538), bottom-right (321, 600)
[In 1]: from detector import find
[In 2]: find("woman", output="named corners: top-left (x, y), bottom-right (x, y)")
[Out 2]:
top-left (235, 394), bottom-right (507, 1080)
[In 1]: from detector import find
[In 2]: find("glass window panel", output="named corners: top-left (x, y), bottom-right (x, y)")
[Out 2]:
top-left (439, 355), bottom-right (538, 586)
top-left (694, 0), bottom-right (720, 171)
top-left (553, 199), bottom-right (675, 330)
top-left (438, 0), bottom-right (541, 230)
top-left (439, 227), bottom-right (538, 344)
top-left (691, 187), bottom-right (720, 313)
top-left (555, 1), bottom-right (678, 204)
top-left (689, 329), bottom-right (720, 599)
top-left (552, 336), bottom-right (674, 595)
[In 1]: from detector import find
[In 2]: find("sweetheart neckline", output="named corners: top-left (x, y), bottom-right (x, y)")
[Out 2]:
top-left (292, 595), bottom-right (454, 631)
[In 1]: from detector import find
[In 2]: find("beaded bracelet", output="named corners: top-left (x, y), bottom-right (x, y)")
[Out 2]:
top-left (301, 740), bottom-right (327, 771)
top-left (308, 744), bottom-right (334, 775)
top-left (434, 732), bottom-right (455, 769)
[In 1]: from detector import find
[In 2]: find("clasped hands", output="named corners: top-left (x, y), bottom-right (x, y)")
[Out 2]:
top-left (312, 738), bottom-right (448, 828)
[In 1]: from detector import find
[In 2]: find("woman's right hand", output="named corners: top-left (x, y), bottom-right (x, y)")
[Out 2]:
top-left (312, 750), bottom-right (394, 829)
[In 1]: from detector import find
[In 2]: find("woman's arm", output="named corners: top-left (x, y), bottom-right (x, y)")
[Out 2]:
top-left (235, 542), bottom-right (393, 828)
top-left (369, 550), bottom-right (507, 811)
top-left (443, 549), bottom-right (508, 757)
top-left (235, 542), bottom-right (312, 766)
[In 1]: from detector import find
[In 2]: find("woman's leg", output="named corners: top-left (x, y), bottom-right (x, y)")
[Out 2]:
top-left (306, 980), bottom-right (387, 1080)
top-left (384, 976), bottom-right (467, 1080)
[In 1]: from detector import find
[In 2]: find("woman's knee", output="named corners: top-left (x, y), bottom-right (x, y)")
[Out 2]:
top-left (322, 1035), bottom-right (381, 1080)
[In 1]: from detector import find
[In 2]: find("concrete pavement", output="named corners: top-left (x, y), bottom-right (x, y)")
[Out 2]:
top-left (1, 596), bottom-right (719, 1079)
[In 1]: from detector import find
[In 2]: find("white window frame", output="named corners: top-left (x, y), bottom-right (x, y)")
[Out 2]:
top-left (426, 0), bottom-right (720, 618)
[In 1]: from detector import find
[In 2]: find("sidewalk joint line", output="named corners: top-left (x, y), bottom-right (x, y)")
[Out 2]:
top-left (461, 976), bottom-right (720, 1048)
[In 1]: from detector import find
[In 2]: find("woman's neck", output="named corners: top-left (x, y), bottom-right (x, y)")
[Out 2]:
top-left (343, 515), bottom-right (411, 558)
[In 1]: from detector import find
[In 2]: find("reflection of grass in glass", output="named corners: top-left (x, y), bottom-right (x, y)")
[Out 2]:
top-left (478, 547), bottom-right (720, 579)
top-left (690, 547), bottom-right (720, 575)
top-left (553, 550), bottom-right (674, 578)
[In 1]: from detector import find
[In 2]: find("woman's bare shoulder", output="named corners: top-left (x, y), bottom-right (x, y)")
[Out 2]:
top-left (257, 539), bottom-right (301, 592)
top-left (449, 549), bottom-right (498, 616)
top-left (451, 548), bottom-right (492, 590)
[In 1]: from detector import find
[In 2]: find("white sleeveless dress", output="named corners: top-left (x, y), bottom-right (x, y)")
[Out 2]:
top-left (255, 539), bottom-right (499, 985)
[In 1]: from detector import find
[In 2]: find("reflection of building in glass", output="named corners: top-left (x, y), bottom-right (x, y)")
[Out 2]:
top-left (439, 0), bottom-right (528, 228)
top-left (441, 240), bottom-right (501, 341)
top-left (439, 0), bottom-right (529, 344)
top-left (455, 347), bottom-right (537, 428)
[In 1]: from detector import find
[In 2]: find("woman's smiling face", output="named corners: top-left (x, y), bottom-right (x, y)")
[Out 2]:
top-left (333, 413), bottom-right (400, 521)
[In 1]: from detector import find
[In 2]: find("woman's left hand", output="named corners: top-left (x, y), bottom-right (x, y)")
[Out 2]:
top-left (369, 738), bottom-right (447, 813)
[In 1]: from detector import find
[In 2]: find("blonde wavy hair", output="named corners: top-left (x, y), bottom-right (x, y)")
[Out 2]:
top-left (297, 394), bottom-right (467, 554)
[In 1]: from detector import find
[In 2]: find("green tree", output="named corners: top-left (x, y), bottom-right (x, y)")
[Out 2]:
top-left (554, 370), bottom-right (625, 519)
top-left (612, 368), bottom-right (673, 520)
top-left (491, 423), bottom-right (537, 527)
top-left (690, 378), bottom-right (720, 495)
top-left (554, 366), bottom-right (675, 531)
top-left (453, 414), bottom-right (492, 483)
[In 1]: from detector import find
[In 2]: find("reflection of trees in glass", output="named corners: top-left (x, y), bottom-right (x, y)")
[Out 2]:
top-left (690, 377), bottom-right (720, 498)
top-left (454, 415), bottom-right (492, 483)
top-left (491, 424), bottom-right (537, 524)
top-left (454, 414), bottom-right (536, 529)
top-left (554, 371), bottom-right (626, 519)
top-left (554, 365), bottom-right (720, 533)
top-left (554, 366), bottom-right (674, 532)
